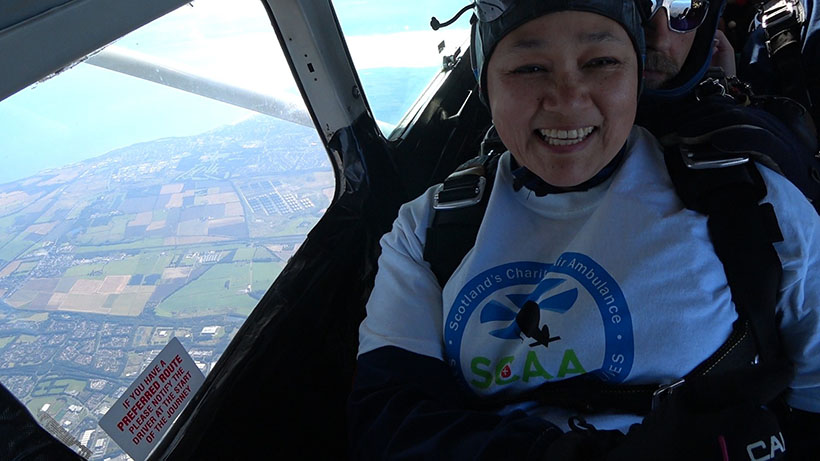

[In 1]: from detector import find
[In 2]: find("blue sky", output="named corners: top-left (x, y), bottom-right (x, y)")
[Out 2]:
top-left (0, 0), bottom-right (470, 185)
top-left (0, 66), bottom-right (255, 185)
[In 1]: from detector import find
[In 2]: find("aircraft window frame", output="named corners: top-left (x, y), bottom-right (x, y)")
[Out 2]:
top-left (329, 0), bottom-right (474, 141)
top-left (0, 0), bottom-right (192, 103)
top-left (0, 1), bottom-right (339, 458)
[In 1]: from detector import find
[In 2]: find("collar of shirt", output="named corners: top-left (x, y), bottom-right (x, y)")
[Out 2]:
top-left (511, 144), bottom-right (628, 196)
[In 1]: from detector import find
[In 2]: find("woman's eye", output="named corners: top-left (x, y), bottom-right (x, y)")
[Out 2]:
top-left (586, 57), bottom-right (619, 68)
top-left (512, 65), bottom-right (546, 74)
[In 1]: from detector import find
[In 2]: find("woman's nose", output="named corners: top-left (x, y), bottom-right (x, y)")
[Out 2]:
top-left (540, 75), bottom-right (587, 110)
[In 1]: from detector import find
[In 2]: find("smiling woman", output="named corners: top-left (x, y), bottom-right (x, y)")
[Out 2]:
top-left (486, 11), bottom-right (639, 186)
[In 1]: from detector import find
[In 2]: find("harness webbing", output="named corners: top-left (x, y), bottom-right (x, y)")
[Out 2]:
top-left (424, 142), bottom-right (790, 414)
top-left (664, 144), bottom-right (785, 363)
top-left (424, 151), bottom-right (502, 287)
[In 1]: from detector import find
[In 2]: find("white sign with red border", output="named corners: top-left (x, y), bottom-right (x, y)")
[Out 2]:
top-left (99, 336), bottom-right (205, 460)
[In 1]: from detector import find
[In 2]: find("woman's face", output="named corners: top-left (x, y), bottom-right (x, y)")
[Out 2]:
top-left (487, 11), bottom-right (639, 187)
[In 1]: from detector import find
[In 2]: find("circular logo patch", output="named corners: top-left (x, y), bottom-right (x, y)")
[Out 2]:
top-left (444, 253), bottom-right (634, 394)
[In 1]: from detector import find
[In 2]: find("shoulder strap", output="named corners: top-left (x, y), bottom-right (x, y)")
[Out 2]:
top-left (664, 141), bottom-right (785, 363)
top-left (424, 150), bottom-right (502, 287)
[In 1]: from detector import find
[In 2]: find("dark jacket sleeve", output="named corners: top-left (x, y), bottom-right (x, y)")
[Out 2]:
top-left (347, 346), bottom-right (563, 461)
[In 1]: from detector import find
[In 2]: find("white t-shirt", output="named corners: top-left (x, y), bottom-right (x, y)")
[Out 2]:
top-left (358, 126), bottom-right (820, 431)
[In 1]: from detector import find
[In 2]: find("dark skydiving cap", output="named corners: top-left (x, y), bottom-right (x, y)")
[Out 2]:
top-left (470, 0), bottom-right (652, 105)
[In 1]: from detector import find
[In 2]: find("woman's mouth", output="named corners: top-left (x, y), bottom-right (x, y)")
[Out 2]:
top-left (537, 126), bottom-right (595, 146)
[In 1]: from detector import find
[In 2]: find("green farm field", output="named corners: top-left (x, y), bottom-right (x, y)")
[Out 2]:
top-left (155, 260), bottom-right (284, 317)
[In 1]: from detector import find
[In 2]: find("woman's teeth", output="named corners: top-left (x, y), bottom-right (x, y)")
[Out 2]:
top-left (538, 126), bottom-right (595, 146)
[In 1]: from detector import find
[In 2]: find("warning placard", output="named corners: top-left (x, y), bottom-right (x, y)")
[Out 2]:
top-left (99, 337), bottom-right (205, 460)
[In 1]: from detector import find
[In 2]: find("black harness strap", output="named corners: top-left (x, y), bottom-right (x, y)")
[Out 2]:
top-left (486, 316), bottom-right (762, 415)
top-left (424, 151), bottom-right (502, 287)
top-left (664, 144), bottom-right (785, 363)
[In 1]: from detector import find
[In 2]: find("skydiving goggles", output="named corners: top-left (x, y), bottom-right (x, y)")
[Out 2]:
top-left (648, 0), bottom-right (710, 33)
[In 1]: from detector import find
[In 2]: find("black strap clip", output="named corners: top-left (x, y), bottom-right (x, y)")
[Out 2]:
top-left (756, 0), bottom-right (806, 55)
top-left (680, 143), bottom-right (750, 170)
top-left (433, 165), bottom-right (487, 209)
top-left (651, 379), bottom-right (686, 410)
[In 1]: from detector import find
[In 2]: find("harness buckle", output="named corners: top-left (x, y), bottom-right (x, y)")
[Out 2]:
top-left (433, 165), bottom-right (488, 210)
top-left (695, 77), bottom-right (729, 102)
top-left (681, 144), bottom-right (750, 170)
top-left (757, 0), bottom-right (806, 54)
top-left (758, 0), bottom-right (805, 31)
top-left (651, 379), bottom-right (686, 410)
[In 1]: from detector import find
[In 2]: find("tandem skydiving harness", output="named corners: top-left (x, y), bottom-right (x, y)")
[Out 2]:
top-left (642, 67), bottom-right (820, 213)
top-left (423, 124), bottom-right (792, 415)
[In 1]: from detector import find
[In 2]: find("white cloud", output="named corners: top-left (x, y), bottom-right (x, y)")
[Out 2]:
top-left (346, 28), bottom-right (470, 69)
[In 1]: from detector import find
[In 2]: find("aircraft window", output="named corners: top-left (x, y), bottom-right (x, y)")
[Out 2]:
top-left (332, 0), bottom-right (473, 136)
top-left (0, 0), bottom-right (333, 458)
